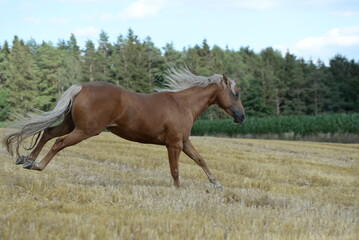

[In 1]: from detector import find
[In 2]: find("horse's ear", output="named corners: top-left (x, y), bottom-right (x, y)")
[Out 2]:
top-left (223, 74), bottom-right (230, 87)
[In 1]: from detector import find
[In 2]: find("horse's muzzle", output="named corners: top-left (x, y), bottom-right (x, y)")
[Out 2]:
top-left (233, 111), bottom-right (245, 124)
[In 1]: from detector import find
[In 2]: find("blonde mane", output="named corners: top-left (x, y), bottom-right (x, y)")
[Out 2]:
top-left (161, 67), bottom-right (235, 92)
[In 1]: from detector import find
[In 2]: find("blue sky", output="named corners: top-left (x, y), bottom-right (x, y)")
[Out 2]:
top-left (1, 0), bottom-right (359, 64)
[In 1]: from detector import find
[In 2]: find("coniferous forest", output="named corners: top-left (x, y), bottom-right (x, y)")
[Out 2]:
top-left (0, 29), bottom-right (358, 121)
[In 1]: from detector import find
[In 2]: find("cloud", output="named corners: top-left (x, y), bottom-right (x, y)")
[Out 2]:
top-left (296, 26), bottom-right (359, 50)
top-left (117, 0), bottom-right (168, 20)
top-left (331, 10), bottom-right (358, 17)
top-left (56, 0), bottom-right (112, 3)
top-left (232, 0), bottom-right (279, 10)
top-left (25, 17), bottom-right (70, 25)
top-left (204, 0), bottom-right (359, 12)
top-left (73, 26), bottom-right (100, 39)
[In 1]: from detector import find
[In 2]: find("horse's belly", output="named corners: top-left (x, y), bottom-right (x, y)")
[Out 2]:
top-left (106, 125), bottom-right (165, 145)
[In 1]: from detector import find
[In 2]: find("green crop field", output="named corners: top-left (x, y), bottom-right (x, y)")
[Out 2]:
top-left (192, 113), bottom-right (359, 142)
top-left (0, 128), bottom-right (358, 239)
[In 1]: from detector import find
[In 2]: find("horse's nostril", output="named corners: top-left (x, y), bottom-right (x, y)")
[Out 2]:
top-left (233, 111), bottom-right (245, 123)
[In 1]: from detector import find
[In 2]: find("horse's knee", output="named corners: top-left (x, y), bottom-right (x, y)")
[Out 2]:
top-left (197, 158), bottom-right (206, 166)
top-left (192, 156), bottom-right (206, 168)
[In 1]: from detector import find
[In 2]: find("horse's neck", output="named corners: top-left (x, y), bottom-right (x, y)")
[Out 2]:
top-left (176, 85), bottom-right (218, 121)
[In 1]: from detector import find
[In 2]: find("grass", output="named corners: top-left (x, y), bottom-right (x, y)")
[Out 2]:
top-left (0, 128), bottom-right (358, 239)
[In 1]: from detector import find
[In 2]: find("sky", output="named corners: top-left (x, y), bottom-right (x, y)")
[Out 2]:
top-left (1, 0), bottom-right (359, 64)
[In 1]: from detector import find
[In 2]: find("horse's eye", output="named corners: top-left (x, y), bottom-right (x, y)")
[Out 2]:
top-left (235, 92), bottom-right (239, 98)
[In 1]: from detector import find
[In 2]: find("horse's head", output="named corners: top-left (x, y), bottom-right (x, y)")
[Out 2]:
top-left (216, 74), bottom-right (245, 124)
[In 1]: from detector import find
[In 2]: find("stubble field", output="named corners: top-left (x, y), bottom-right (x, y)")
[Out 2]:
top-left (0, 129), bottom-right (358, 239)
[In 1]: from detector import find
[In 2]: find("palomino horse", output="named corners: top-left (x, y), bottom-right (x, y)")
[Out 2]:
top-left (3, 68), bottom-right (245, 188)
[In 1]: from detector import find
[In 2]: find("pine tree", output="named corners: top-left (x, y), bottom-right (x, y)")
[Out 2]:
top-left (1, 32), bottom-right (358, 119)
top-left (258, 47), bottom-right (283, 115)
top-left (0, 87), bottom-right (10, 121)
top-left (83, 40), bottom-right (96, 82)
top-left (197, 39), bottom-right (213, 76)
top-left (0, 41), bottom-right (10, 85)
top-left (184, 39), bottom-right (214, 76)
top-left (328, 55), bottom-right (349, 112)
top-left (26, 38), bottom-right (38, 58)
top-left (305, 60), bottom-right (330, 115)
top-left (111, 34), bottom-right (126, 86)
top-left (36, 42), bottom-right (62, 110)
top-left (142, 36), bottom-right (163, 91)
top-left (112, 29), bottom-right (150, 92)
top-left (163, 42), bottom-right (183, 66)
top-left (211, 45), bottom-right (225, 73)
top-left (95, 30), bottom-right (112, 82)
top-left (67, 33), bottom-right (80, 58)
top-left (281, 52), bottom-right (308, 115)
top-left (0, 42), bottom-right (10, 120)
top-left (184, 45), bottom-right (201, 74)
top-left (57, 54), bottom-right (82, 90)
top-left (57, 35), bottom-right (83, 92)
top-left (329, 55), bottom-right (359, 112)
top-left (57, 39), bottom-right (67, 50)
top-left (6, 36), bottom-right (39, 112)
top-left (347, 60), bottom-right (359, 112)
top-left (238, 47), bottom-right (272, 117)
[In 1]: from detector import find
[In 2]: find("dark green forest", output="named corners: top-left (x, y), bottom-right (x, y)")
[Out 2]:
top-left (0, 29), bottom-right (358, 121)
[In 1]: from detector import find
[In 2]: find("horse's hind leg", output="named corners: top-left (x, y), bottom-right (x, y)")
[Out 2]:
top-left (23, 128), bottom-right (93, 171)
top-left (16, 115), bottom-right (74, 165)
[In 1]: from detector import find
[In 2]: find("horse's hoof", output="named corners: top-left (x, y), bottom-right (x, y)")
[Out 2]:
top-left (23, 161), bottom-right (34, 170)
top-left (214, 183), bottom-right (224, 190)
top-left (15, 155), bottom-right (27, 165)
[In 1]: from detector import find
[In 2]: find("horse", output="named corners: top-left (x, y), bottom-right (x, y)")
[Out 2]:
top-left (3, 68), bottom-right (245, 189)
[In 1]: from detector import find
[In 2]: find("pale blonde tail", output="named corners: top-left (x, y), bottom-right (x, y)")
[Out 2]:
top-left (3, 85), bottom-right (82, 157)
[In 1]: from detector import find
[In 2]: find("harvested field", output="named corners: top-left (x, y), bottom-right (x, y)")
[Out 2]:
top-left (0, 129), bottom-right (358, 239)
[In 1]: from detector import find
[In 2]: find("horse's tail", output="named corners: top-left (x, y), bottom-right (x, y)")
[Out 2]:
top-left (3, 84), bottom-right (83, 157)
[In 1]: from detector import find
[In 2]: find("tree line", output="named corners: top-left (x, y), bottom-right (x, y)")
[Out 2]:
top-left (0, 29), bottom-right (358, 121)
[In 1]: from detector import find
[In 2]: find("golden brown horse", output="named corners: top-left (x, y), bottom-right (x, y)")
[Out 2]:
top-left (3, 68), bottom-right (245, 188)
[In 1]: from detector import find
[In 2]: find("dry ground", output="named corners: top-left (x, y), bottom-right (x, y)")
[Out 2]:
top-left (0, 129), bottom-right (358, 239)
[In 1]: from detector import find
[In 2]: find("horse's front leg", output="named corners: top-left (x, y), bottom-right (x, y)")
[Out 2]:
top-left (183, 140), bottom-right (223, 189)
top-left (166, 143), bottom-right (183, 188)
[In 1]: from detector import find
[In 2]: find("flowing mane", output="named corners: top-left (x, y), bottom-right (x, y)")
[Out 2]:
top-left (162, 67), bottom-right (225, 92)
